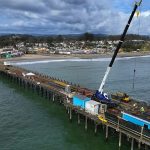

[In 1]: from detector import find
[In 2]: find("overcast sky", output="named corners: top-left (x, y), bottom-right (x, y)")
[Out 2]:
top-left (0, 0), bottom-right (149, 35)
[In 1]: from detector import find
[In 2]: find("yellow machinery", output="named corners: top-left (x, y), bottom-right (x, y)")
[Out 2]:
top-left (53, 80), bottom-right (67, 87)
top-left (111, 92), bottom-right (130, 102)
top-left (98, 115), bottom-right (107, 123)
top-left (98, 104), bottom-right (107, 123)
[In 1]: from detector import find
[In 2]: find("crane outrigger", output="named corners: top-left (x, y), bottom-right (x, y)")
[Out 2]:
top-left (93, 0), bottom-right (143, 107)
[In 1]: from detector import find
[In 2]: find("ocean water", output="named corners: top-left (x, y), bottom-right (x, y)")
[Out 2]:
top-left (15, 56), bottom-right (150, 103)
top-left (1, 56), bottom-right (150, 150)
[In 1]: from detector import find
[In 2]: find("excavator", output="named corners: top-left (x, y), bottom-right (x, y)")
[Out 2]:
top-left (92, 0), bottom-right (142, 107)
top-left (111, 92), bottom-right (130, 103)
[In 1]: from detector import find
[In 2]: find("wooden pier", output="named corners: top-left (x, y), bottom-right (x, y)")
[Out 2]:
top-left (0, 64), bottom-right (150, 150)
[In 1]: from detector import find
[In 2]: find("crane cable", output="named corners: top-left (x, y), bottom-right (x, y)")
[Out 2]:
top-left (132, 0), bottom-right (142, 89)
top-left (133, 58), bottom-right (136, 89)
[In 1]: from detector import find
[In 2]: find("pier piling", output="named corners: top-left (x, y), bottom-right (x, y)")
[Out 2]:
top-left (105, 125), bottom-right (109, 141)
top-left (67, 107), bottom-right (70, 114)
top-left (119, 132), bottom-right (122, 149)
top-left (94, 123), bottom-right (97, 134)
top-left (85, 116), bottom-right (88, 131)
top-left (0, 64), bottom-right (150, 150)
top-left (78, 113), bottom-right (80, 124)
top-left (52, 94), bottom-right (55, 102)
top-left (69, 107), bottom-right (72, 121)
top-left (138, 141), bottom-right (141, 150)
top-left (131, 138), bottom-right (134, 150)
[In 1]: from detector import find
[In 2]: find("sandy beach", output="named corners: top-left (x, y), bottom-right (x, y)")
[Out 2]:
top-left (0, 51), bottom-right (150, 62)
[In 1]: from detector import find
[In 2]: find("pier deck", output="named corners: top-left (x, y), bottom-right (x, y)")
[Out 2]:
top-left (0, 63), bottom-right (150, 150)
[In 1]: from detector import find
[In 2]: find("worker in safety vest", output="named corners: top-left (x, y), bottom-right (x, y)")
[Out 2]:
top-left (140, 107), bottom-right (145, 113)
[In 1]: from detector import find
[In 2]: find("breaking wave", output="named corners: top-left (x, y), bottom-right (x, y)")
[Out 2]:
top-left (7, 55), bottom-right (150, 66)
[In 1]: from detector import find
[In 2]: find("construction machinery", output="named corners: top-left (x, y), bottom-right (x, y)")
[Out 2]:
top-left (93, 0), bottom-right (142, 107)
top-left (111, 92), bottom-right (130, 102)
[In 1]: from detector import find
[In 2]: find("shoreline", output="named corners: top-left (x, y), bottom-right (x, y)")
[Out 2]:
top-left (0, 51), bottom-right (150, 62)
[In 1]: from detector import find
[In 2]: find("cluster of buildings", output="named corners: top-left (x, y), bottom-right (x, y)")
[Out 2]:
top-left (0, 47), bottom-right (24, 58)
top-left (15, 40), bottom-right (120, 55)
top-left (48, 40), bottom-right (119, 54)
top-left (0, 39), bottom-right (147, 58)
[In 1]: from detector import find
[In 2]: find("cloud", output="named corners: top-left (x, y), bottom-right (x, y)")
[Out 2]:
top-left (0, 0), bottom-right (149, 35)
top-left (0, 0), bottom-right (47, 13)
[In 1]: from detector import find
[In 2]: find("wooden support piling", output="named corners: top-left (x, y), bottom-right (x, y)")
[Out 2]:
top-left (85, 116), bottom-right (88, 131)
top-left (48, 91), bottom-right (51, 100)
top-left (59, 96), bottom-right (62, 104)
top-left (102, 124), bottom-right (105, 131)
top-left (106, 125), bottom-right (109, 141)
top-left (37, 85), bottom-right (40, 95)
top-left (145, 144), bottom-right (148, 150)
top-left (32, 83), bottom-right (35, 92)
top-left (41, 87), bottom-right (44, 97)
top-left (52, 93), bottom-right (55, 102)
top-left (69, 107), bottom-right (72, 121)
top-left (23, 80), bottom-right (25, 88)
top-left (19, 78), bottom-right (21, 86)
top-left (45, 89), bottom-right (48, 99)
top-left (78, 113), bottom-right (80, 124)
top-left (138, 141), bottom-right (141, 150)
top-left (140, 126), bottom-right (144, 141)
top-left (131, 138), bottom-right (134, 150)
top-left (67, 107), bottom-right (70, 114)
top-left (94, 123), bottom-right (97, 134)
top-left (119, 132), bottom-right (122, 149)
top-left (127, 135), bottom-right (130, 142)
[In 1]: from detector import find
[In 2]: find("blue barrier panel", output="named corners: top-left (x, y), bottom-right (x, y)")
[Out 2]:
top-left (122, 112), bottom-right (150, 129)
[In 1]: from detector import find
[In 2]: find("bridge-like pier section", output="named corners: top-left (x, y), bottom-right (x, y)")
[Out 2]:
top-left (0, 64), bottom-right (149, 150)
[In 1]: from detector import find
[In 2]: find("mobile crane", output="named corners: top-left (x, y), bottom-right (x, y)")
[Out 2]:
top-left (93, 0), bottom-right (142, 107)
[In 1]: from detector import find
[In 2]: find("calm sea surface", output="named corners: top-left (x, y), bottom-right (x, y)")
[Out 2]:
top-left (1, 56), bottom-right (150, 150)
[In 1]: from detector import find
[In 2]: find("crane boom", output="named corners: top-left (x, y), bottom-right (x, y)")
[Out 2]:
top-left (98, 0), bottom-right (142, 93)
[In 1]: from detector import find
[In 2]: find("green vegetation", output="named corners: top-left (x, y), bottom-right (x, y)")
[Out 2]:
top-left (142, 42), bottom-right (150, 51)
top-left (122, 41), bottom-right (150, 52)
top-left (0, 33), bottom-right (149, 52)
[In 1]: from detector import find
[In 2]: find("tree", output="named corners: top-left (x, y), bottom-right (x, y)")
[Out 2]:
top-left (81, 32), bottom-right (94, 41)
top-left (56, 35), bottom-right (63, 42)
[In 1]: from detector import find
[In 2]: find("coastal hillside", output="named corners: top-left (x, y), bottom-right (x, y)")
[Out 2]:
top-left (0, 33), bottom-right (149, 56)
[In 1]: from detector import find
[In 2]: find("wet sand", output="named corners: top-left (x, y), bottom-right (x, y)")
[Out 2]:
top-left (0, 51), bottom-right (150, 62)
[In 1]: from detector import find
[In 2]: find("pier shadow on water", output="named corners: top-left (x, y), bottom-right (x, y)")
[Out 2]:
top-left (0, 76), bottom-right (136, 150)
